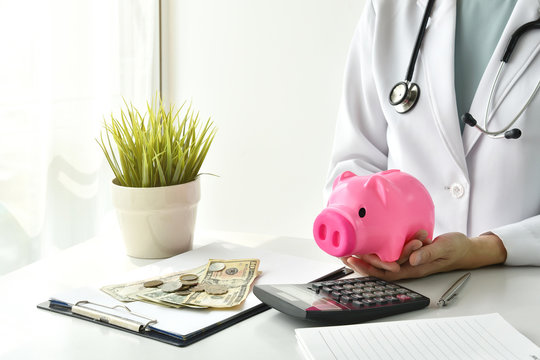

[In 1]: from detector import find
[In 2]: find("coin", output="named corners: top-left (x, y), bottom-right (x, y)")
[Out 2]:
top-left (225, 267), bottom-right (238, 275)
top-left (205, 285), bottom-right (228, 295)
top-left (180, 279), bottom-right (199, 287)
top-left (176, 290), bottom-right (192, 296)
top-left (179, 274), bottom-right (199, 282)
top-left (143, 280), bottom-right (163, 288)
top-left (190, 284), bottom-right (206, 292)
top-left (208, 262), bottom-right (225, 272)
top-left (160, 281), bottom-right (183, 293)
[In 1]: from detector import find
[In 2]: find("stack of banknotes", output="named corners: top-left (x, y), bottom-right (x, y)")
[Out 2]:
top-left (101, 259), bottom-right (260, 309)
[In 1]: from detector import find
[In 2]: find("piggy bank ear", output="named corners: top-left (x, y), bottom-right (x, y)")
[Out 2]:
top-left (364, 174), bottom-right (391, 206)
top-left (332, 171), bottom-right (356, 189)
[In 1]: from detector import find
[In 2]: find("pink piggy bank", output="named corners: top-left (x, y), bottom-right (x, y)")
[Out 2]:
top-left (313, 169), bottom-right (434, 262)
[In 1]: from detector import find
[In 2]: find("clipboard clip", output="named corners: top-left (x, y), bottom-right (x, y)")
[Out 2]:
top-left (72, 301), bottom-right (157, 332)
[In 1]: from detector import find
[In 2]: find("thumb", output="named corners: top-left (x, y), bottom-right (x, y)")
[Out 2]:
top-left (409, 242), bottom-right (443, 266)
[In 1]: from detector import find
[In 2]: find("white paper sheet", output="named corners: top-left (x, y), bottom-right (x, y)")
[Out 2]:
top-left (295, 313), bottom-right (540, 360)
top-left (50, 242), bottom-right (340, 337)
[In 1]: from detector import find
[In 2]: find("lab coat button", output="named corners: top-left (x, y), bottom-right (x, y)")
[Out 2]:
top-left (450, 183), bottom-right (465, 199)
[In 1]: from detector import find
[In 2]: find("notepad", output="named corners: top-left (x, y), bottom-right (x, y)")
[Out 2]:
top-left (295, 313), bottom-right (540, 360)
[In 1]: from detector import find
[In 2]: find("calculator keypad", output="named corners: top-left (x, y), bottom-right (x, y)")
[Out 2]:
top-left (308, 277), bottom-right (422, 310)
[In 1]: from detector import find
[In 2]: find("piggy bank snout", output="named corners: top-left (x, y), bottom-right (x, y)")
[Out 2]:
top-left (313, 209), bottom-right (356, 257)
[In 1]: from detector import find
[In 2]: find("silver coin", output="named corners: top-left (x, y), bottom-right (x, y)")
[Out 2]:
top-left (190, 284), bottom-right (206, 292)
top-left (225, 267), bottom-right (238, 275)
top-left (205, 285), bottom-right (228, 295)
top-left (160, 281), bottom-right (183, 293)
top-left (208, 262), bottom-right (225, 272)
top-left (176, 290), bottom-right (192, 296)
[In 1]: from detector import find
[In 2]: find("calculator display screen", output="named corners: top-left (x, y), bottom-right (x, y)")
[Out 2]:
top-left (270, 284), bottom-right (345, 311)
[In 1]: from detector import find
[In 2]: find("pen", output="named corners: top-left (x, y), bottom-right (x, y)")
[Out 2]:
top-left (437, 272), bottom-right (471, 307)
top-left (310, 266), bottom-right (354, 283)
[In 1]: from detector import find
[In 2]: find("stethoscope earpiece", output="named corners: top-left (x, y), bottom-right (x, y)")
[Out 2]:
top-left (462, 112), bottom-right (522, 139)
top-left (462, 113), bottom-right (478, 127)
top-left (504, 128), bottom-right (522, 139)
top-left (389, 82), bottom-right (420, 113)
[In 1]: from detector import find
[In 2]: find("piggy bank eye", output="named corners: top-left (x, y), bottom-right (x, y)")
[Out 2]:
top-left (358, 207), bottom-right (366, 218)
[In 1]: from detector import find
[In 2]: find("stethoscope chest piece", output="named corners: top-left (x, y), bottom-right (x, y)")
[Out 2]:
top-left (389, 81), bottom-right (420, 113)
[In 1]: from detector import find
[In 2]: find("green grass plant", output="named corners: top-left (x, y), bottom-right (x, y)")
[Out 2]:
top-left (97, 95), bottom-right (216, 187)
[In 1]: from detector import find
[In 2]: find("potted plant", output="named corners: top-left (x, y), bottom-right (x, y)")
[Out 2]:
top-left (97, 95), bottom-right (216, 258)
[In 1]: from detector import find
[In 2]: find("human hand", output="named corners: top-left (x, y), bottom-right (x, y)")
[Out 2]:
top-left (341, 232), bottom-right (507, 281)
top-left (340, 229), bottom-right (431, 276)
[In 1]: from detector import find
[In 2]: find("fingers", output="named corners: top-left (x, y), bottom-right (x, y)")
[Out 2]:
top-left (345, 256), bottom-right (390, 279)
top-left (341, 255), bottom-right (402, 281)
top-left (398, 239), bottom-right (423, 264)
top-left (361, 254), bottom-right (401, 272)
top-left (409, 237), bottom-right (448, 266)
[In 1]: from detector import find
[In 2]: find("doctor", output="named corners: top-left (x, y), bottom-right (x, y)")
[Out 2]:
top-left (327, 0), bottom-right (540, 280)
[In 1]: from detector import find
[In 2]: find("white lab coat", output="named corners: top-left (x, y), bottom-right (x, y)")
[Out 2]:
top-left (326, 0), bottom-right (540, 266)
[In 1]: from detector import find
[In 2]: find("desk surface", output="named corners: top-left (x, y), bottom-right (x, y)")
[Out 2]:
top-left (1, 229), bottom-right (539, 360)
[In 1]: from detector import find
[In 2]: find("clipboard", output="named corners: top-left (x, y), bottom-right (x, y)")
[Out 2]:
top-left (37, 242), bottom-right (350, 347)
top-left (38, 299), bottom-right (270, 347)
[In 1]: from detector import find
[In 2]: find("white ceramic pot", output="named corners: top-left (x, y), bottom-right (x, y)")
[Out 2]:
top-left (111, 177), bottom-right (201, 258)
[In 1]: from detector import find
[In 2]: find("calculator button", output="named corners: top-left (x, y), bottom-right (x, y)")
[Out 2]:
top-left (339, 295), bottom-right (353, 305)
top-left (351, 300), bottom-right (365, 308)
top-left (341, 290), bottom-right (354, 296)
top-left (406, 292), bottom-right (423, 299)
top-left (352, 288), bottom-right (364, 294)
top-left (385, 295), bottom-right (400, 303)
top-left (331, 285), bottom-right (344, 291)
top-left (321, 281), bottom-right (334, 286)
top-left (330, 291), bottom-right (342, 301)
top-left (373, 291), bottom-right (385, 296)
top-left (386, 284), bottom-right (399, 289)
top-left (363, 287), bottom-right (375, 292)
top-left (384, 290), bottom-right (398, 296)
top-left (310, 283), bottom-right (324, 292)
top-left (321, 286), bottom-right (333, 295)
top-left (395, 288), bottom-right (408, 294)
top-left (362, 299), bottom-right (376, 306)
top-left (362, 292), bottom-right (376, 299)
top-left (365, 281), bottom-right (377, 286)
top-left (374, 285), bottom-right (386, 291)
top-left (342, 284), bottom-right (355, 290)
top-left (351, 294), bottom-right (363, 301)
top-left (373, 297), bottom-right (388, 305)
top-left (397, 294), bottom-right (412, 302)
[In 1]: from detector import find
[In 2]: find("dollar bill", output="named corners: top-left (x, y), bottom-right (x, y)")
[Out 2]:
top-left (182, 259), bottom-right (260, 308)
top-left (101, 264), bottom-right (206, 302)
top-left (138, 288), bottom-right (208, 309)
top-left (101, 259), bottom-right (260, 309)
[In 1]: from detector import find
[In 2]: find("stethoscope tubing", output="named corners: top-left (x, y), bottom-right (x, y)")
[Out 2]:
top-left (478, 62), bottom-right (540, 138)
top-left (405, 0), bottom-right (436, 82)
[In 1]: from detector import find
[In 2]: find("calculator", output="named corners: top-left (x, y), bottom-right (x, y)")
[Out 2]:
top-left (253, 276), bottom-right (429, 324)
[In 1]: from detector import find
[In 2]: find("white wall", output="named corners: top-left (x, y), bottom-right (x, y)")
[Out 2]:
top-left (162, 0), bottom-right (366, 239)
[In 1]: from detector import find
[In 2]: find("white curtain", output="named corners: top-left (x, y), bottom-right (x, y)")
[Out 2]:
top-left (0, 0), bottom-right (159, 275)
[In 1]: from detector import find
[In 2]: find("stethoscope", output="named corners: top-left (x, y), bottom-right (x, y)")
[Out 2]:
top-left (389, 0), bottom-right (540, 139)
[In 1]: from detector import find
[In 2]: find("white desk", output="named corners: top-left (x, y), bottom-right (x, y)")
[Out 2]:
top-left (1, 230), bottom-right (539, 360)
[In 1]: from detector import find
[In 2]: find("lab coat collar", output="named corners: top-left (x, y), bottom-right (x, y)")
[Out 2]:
top-left (463, 0), bottom-right (540, 154)
top-left (416, 0), bottom-right (469, 177)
